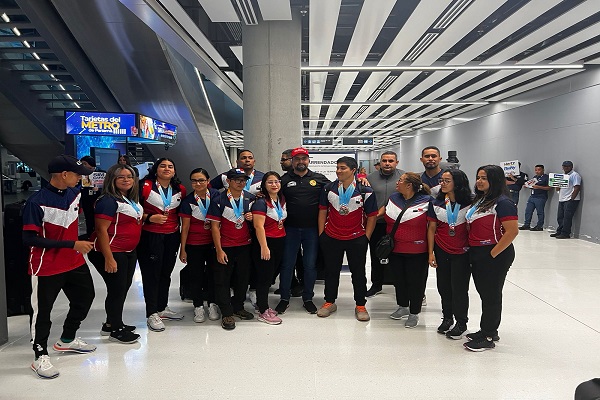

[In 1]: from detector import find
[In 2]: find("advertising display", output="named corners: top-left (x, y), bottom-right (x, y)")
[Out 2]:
top-left (549, 173), bottom-right (570, 188)
top-left (308, 152), bottom-right (357, 181)
top-left (66, 111), bottom-right (137, 136)
top-left (139, 114), bottom-right (177, 144)
top-left (500, 160), bottom-right (520, 177)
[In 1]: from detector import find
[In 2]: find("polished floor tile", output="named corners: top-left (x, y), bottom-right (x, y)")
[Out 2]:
top-left (1, 232), bottom-right (599, 399)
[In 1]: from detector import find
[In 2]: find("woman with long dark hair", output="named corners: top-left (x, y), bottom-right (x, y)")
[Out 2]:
top-left (427, 169), bottom-right (472, 340)
top-left (464, 165), bottom-right (518, 351)
top-left (251, 171), bottom-right (287, 325)
top-left (137, 158), bottom-right (187, 332)
top-left (88, 164), bottom-right (142, 344)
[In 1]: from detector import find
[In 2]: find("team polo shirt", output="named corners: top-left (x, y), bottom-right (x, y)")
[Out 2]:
top-left (209, 169), bottom-right (264, 195)
top-left (179, 188), bottom-right (220, 245)
top-left (140, 180), bottom-right (186, 234)
top-left (530, 174), bottom-right (549, 198)
top-left (91, 195), bottom-right (143, 252)
top-left (384, 193), bottom-right (432, 254)
top-left (23, 185), bottom-right (85, 276)
top-left (427, 198), bottom-right (469, 254)
top-left (421, 170), bottom-right (444, 197)
top-left (281, 169), bottom-right (329, 228)
top-left (319, 180), bottom-right (378, 240)
top-left (251, 197), bottom-right (287, 238)
top-left (467, 195), bottom-right (518, 246)
top-left (206, 190), bottom-right (255, 247)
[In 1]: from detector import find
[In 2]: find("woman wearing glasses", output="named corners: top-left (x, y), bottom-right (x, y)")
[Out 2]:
top-left (251, 172), bottom-right (287, 325)
top-left (88, 164), bottom-right (142, 344)
top-left (427, 170), bottom-right (472, 340)
top-left (179, 168), bottom-right (221, 323)
top-left (463, 165), bottom-right (518, 351)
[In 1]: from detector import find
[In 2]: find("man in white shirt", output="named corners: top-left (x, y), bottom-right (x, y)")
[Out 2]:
top-left (550, 161), bottom-right (581, 239)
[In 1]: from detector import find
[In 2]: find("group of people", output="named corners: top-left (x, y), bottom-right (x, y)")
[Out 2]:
top-left (22, 146), bottom-right (580, 379)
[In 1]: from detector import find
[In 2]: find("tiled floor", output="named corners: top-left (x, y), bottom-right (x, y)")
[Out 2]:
top-left (0, 231), bottom-right (598, 399)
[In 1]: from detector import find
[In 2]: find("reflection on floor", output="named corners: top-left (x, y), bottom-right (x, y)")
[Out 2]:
top-left (0, 232), bottom-right (598, 399)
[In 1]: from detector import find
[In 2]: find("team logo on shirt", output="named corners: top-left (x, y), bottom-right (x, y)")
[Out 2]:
top-left (309, 180), bottom-right (316, 186)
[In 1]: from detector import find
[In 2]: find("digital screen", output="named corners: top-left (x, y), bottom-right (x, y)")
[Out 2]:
top-left (302, 137), bottom-right (333, 145)
top-left (91, 147), bottom-right (120, 172)
top-left (342, 137), bottom-right (373, 145)
top-left (138, 114), bottom-right (177, 144)
top-left (66, 111), bottom-right (137, 136)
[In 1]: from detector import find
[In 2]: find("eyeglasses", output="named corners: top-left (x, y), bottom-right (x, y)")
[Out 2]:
top-left (266, 180), bottom-right (281, 185)
top-left (438, 179), bottom-right (453, 184)
top-left (280, 158), bottom-right (291, 162)
top-left (230, 178), bottom-right (247, 184)
top-left (190, 179), bottom-right (207, 184)
top-left (116, 175), bottom-right (134, 181)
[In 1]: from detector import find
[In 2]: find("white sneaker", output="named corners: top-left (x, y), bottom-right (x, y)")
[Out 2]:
top-left (158, 306), bottom-right (184, 320)
top-left (208, 303), bottom-right (221, 321)
top-left (147, 313), bottom-right (165, 332)
top-left (53, 338), bottom-right (96, 353)
top-left (248, 290), bottom-right (258, 310)
top-left (31, 355), bottom-right (59, 379)
top-left (194, 306), bottom-right (207, 323)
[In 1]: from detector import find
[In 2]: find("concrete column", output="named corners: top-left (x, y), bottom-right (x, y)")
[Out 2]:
top-left (242, 12), bottom-right (302, 173)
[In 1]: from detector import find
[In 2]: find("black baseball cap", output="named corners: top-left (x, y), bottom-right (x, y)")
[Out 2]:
top-left (226, 168), bottom-right (250, 180)
top-left (562, 160), bottom-right (573, 167)
top-left (48, 155), bottom-right (94, 175)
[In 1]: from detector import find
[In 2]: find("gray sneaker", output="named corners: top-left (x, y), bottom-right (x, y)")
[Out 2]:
top-left (193, 306), bottom-right (206, 323)
top-left (31, 355), bottom-right (59, 379)
top-left (147, 313), bottom-right (165, 332)
top-left (158, 306), bottom-right (184, 320)
top-left (405, 313), bottom-right (419, 328)
top-left (317, 302), bottom-right (337, 317)
top-left (389, 306), bottom-right (410, 320)
top-left (208, 303), bottom-right (221, 321)
top-left (53, 337), bottom-right (96, 353)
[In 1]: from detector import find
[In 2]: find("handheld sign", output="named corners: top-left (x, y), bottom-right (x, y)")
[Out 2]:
top-left (501, 160), bottom-right (520, 177)
top-left (549, 173), bottom-right (569, 188)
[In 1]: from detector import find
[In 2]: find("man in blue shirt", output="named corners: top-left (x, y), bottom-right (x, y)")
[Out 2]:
top-left (519, 164), bottom-right (550, 231)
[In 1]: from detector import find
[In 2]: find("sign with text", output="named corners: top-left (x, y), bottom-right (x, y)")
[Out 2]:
top-left (139, 114), bottom-right (177, 144)
top-left (342, 137), bottom-right (374, 145)
top-left (524, 178), bottom-right (538, 189)
top-left (500, 160), bottom-right (520, 177)
top-left (302, 137), bottom-right (333, 146)
top-left (308, 152), bottom-right (356, 181)
top-left (66, 111), bottom-right (137, 136)
top-left (549, 173), bottom-right (569, 188)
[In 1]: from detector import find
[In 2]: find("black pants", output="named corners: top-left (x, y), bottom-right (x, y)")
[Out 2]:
top-left (30, 264), bottom-right (95, 358)
top-left (88, 250), bottom-right (137, 329)
top-left (368, 223), bottom-right (387, 288)
top-left (213, 245), bottom-right (251, 317)
top-left (137, 230), bottom-right (180, 317)
top-left (80, 190), bottom-right (100, 238)
top-left (389, 252), bottom-right (429, 314)
top-left (470, 244), bottom-right (515, 337)
top-left (434, 244), bottom-right (471, 324)
top-left (556, 199), bottom-right (580, 236)
top-left (185, 244), bottom-right (216, 307)
top-left (253, 237), bottom-right (285, 313)
top-left (320, 233), bottom-right (369, 306)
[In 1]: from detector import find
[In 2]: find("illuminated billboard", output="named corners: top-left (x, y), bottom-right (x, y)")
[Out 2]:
top-left (138, 114), bottom-right (177, 144)
top-left (65, 111), bottom-right (137, 136)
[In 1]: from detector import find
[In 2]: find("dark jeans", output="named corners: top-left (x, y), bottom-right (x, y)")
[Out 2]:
top-left (185, 244), bottom-right (216, 307)
top-left (523, 196), bottom-right (547, 227)
top-left (137, 230), bottom-right (180, 317)
top-left (320, 233), bottom-right (369, 306)
top-left (470, 244), bottom-right (515, 337)
top-left (213, 245), bottom-right (251, 317)
top-left (30, 264), bottom-right (95, 357)
top-left (509, 191), bottom-right (520, 205)
top-left (368, 223), bottom-right (387, 288)
top-left (389, 252), bottom-right (429, 314)
top-left (88, 250), bottom-right (137, 329)
top-left (80, 190), bottom-right (100, 238)
top-left (556, 199), bottom-right (580, 236)
top-left (280, 226), bottom-right (319, 301)
top-left (253, 237), bottom-right (285, 313)
top-left (434, 244), bottom-right (470, 324)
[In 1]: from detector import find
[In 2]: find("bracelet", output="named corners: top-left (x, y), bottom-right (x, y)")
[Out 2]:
top-left (145, 214), bottom-right (153, 224)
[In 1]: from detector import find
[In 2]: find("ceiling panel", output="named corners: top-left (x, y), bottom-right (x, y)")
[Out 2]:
top-left (257, 0), bottom-right (292, 20)
top-left (197, 0), bottom-right (239, 22)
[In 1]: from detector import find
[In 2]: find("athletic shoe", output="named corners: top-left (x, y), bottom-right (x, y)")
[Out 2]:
top-left (147, 313), bottom-right (165, 332)
top-left (365, 286), bottom-right (382, 298)
top-left (208, 303), bottom-right (221, 321)
top-left (303, 300), bottom-right (318, 314)
top-left (31, 355), bottom-right (59, 379)
top-left (194, 306), bottom-right (207, 323)
top-left (274, 300), bottom-right (289, 315)
top-left (53, 337), bottom-right (96, 353)
top-left (258, 308), bottom-right (282, 325)
top-left (405, 314), bottom-right (419, 328)
top-left (530, 226), bottom-right (543, 231)
top-left (550, 232), bottom-right (560, 237)
top-left (109, 328), bottom-right (140, 344)
top-left (556, 234), bottom-right (570, 239)
top-left (355, 306), bottom-right (370, 322)
top-left (518, 225), bottom-right (531, 230)
top-left (466, 330), bottom-right (500, 342)
top-left (158, 306), bottom-right (184, 320)
top-left (389, 306), bottom-right (410, 320)
top-left (248, 290), bottom-right (258, 310)
top-left (464, 336), bottom-right (495, 352)
top-left (317, 302), bottom-right (337, 317)
top-left (101, 323), bottom-right (136, 336)
top-left (445, 323), bottom-right (467, 340)
top-left (234, 309), bottom-right (254, 320)
top-left (221, 316), bottom-right (236, 330)
top-left (437, 318), bottom-right (454, 334)
top-left (422, 295), bottom-right (427, 307)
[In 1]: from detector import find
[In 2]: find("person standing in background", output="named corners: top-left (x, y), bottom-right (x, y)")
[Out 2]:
top-left (79, 155), bottom-right (100, 240)
top-left (505, 162), bottom-right (528, 205)
top-left (550, 161), bottom-right (581, 239)
top-left (519, 164), bottom-right (550, 231)
top-left (420, 146), bottom-right (444, 197)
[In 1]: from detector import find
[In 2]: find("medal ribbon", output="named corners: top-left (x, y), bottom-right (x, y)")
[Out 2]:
top-left (227, 189), bottom-right (244, 221)
top-left (156, 181), bottom-right (172, 212)
top-left (194, 189), bottom-right (210, 218)
top-left (122, 196), bottom-right (142, 219)
top-left (244, 170), bottom-right (255, 192)
top-left (272, 198), bottom-right (283, 221)
top-left (466, 199), bottom-right (483, 222)
top-left (338, 181), bottom-right (355, 208)
top-left (445, 195), bottom-right (460, 229)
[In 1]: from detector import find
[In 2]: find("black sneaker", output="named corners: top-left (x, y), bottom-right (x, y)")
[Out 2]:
top-left (466, 330), bottom-right (500, 342)
top-left (518, 225), bottom-right (531, 230)
top-left (437, 318), bottom-right (454, 334)
top-left (275, 300), bottom-right (290, 315)
top-left (291, 285), bottom-right (303, 297)
top-left (108, 328), bottom-right (140, 344)
top-left (221, 316), bottom-right (236, 330)
top-left (101, 323), bottom-right (136, 337)
top-left (303, 300), bottom-right (318, 314)
top-left (445, 323), bottom-right (467, 340)
top-left (464, 336), bottom-right (495, 352)
top-left (366, 286), bottom-right (383, 298)
top-left (556, 234), bottom-right (570, 239)
top-left (530, 226), bottom-right (543, 231)
top-left (233, 309), bottom-right (254, 320)
top-left (550, 233), bottom-right (560, 237)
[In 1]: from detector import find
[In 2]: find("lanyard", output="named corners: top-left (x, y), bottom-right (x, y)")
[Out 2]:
top-left (445, 195), bottom-right (460, 228)
top-left (122, 196), bottom-right (142, 218)
top-left (227, 190), bottom-right (244, 220)
top-left (244, 171), bottom-right (254, 192)
top-left (272, 198), bottom-right (283, 221)
top-left (194, 190), bottom-right (210, 217)
top-left (156, 181), bottom-right (172, 212)
top-left (466, 199), bottom-right (483, 222)
top-left (338, 181), bottom-right (355, 206)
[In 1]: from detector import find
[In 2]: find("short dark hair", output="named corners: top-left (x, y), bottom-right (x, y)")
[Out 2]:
top-left (337, 156), bottom-right (358, 171)
top-left (189, 168), bottom-right (210, 180)
top-left (237, 149), bottom-right (254, 159)
top-left (421, 146), bottom-right (440, 156)
top-left (381, 151), bottom-right (397, 159)
top-left (282, 149), bottom-right (293, 157)
top-left (80, 155), bottom-right (96, 167)
top-left (535, 164), bottom-right (544, 169)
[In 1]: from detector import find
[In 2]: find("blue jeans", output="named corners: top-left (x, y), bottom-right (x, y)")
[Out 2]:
top-left (557, 200), bottom-right (580, 236)
top-left (523, 196), bottom-right (547, 227)
top-left (279, 226), bottom-right (319, 301)
top-left (509, 191), bottom-right (520, 205)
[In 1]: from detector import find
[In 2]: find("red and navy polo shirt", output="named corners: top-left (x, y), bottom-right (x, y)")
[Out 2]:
top-left (140, 179), bottom-right (186, 234)
top-left (427, 198), bottom-right (469, 255)
top-left (179, 188), bottom-right (220, 246)
top-left (206, 190), bottom-right (256, 247)
top-left (318, 180), bottom-right (378, 240)
top-left (209, 169), bottom-right (264, 195)
top-left (467, 195), bottom-right (518, 246)
top-left (22, 185), bottom-right (85, 276)
top-left (90, 195), bottom-right (143, 252)
top-left (384, 192), bottom-right (432, 254)
top-left (251, 196), bottom-right (287, 239)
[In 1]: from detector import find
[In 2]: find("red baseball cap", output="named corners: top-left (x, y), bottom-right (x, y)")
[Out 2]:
top-left (291, 147), bottom-right (309, 157)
